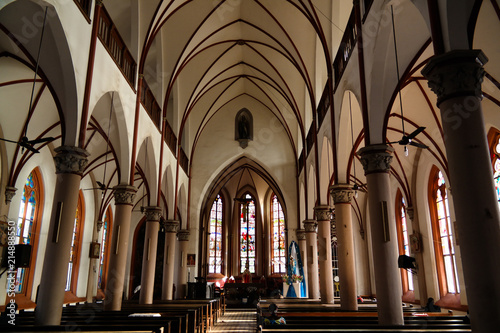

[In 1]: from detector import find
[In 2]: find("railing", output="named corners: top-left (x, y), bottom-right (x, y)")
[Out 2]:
top-left (333, 9), bottom-right (357, 90)
top-left (74, 0), bottom-right (92, 20)
top-left (140, 79), bottom-right (162, 130)
top-left (317, 83), bottom-right (331, 129)
top-left (306, 126), bottom-right (315, 155)
top-left (179, 148), bottom-right (189, 174)
top-left (363, 0), bottom-right (374, 22)
top-left (163, 120), bottom-right (177, 155)
top-left (97, 5), bottom-right (137, 88)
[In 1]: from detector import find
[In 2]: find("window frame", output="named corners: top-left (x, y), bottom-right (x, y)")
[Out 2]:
top-left (66, 191), bottom-right (85, 293)
top-left (395, 190), bottom-right (414, 293)
top-left (239, 193), bottom-right (256, 274)
top-left (98, 205), bottom-right (112, 291)
top-left (428, 165), bottom-right (460, 296)
top-left (270, 193), bottom-right (286, 275)
top-left (208, 193), bottom-right (224, 275)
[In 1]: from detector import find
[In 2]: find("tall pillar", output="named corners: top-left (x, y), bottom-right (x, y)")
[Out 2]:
top-left (103, 184), bottom-right (137, 311)
top-left (330, 184), bottom-right (358, 310)
top-left (358, 144), bottom-right (403, 325)
top-left (422, 50), bottom-right (500, 332)
top-left (86, 219), bottom-right (103, 303)
top-left (35, 146), bottom-right (88, 325)
top-left (295, 229), bottom-right (308, 297)
top-left (139, 206), bottom-right (161, 304)
top-left (314, 205), bottom-right (335, 304)
top-left (176, 230), bottom-right (190, 299)
top-left (161, 220), bottom-right (179, 300)
top-left (303, 220), bottom-right (320, 299)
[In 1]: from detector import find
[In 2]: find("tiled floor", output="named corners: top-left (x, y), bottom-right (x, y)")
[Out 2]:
top-left (212, 309), bottom-right (257, 332)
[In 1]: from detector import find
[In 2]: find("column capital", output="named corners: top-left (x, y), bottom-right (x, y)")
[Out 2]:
top-left (296, 229), bottom-right (306, 240)
top-left (329, 184), bottom-right (355, 204)
top-left (113, 185), bottom-right (137, 205)
top-left (421, 50), bottom-right (488, 106)
top-left (5, 186), bottom-right (17, 205)
top-left (406, 207), bottom-right (415, 221)
top-left (303, 219), bottom-right (318, 233)
top-left (162, 219), bottom-right (179, 233)
top-left (314, 205), bottom-right (332, 221)
top-left (177, 229), bottom-right (190, 241)
top-left (53, 146), bottom-right (89, 175)
top-left (96, 220), bottom-right (104, 232)
top-left (357, 144), bottom-right (394, 174)
top-left (143, 206), bottom-right (162, 222)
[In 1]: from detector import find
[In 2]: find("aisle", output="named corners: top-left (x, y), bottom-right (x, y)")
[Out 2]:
top-left (212, 309), bottom-right (257, 332)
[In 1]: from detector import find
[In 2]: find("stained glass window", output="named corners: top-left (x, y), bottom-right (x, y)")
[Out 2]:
top-left (431, 168), bottom-right (460, 294)
top-left (98, 207), bottom-right (112, 290)
top-left (66, 193), bottom-right (83, 292)
top-left (494, 138), bottom-right (500, 210)
top-left (399, 197), bottom-right (414, 291)
top-left (15, 171), bottom-right (40, 294)
top-left (240, 193), bottom-right (256, 273)
top-left (208, 194), bottom-right (223, 274)
top-left (271, 194), bottom-right (286, 274)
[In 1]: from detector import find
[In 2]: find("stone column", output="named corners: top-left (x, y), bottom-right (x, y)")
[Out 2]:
top-left (314, 205), bottom-right (335, 304)
top-left (303, 220), bottom-right (320, 299)
top-left (162, 220), bottom-right (179, 300)
top-left (103, 184), bottom-right (137, 311)
top-left (176, 230), bottom-right (190, 299)
top-left (358, 144), bottom-right (403, 325)
top-left (422, 50), bottom-right (500, 332)
top-left (86, 219), bottom-right (103, 303)
top-left (35, 146), bottom-right (88, 325)
top-left (330, 184), bottom-right (358, 310)
top-left (296, 229), bottom-right (308, 297)
top-left (139, 206), bottom-right (161, 304)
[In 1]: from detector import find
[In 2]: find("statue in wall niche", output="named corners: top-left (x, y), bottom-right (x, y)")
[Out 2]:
top-left (235, 109), bottom-right (253, 149)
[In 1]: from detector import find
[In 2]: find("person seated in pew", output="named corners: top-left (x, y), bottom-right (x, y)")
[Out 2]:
top-left (424, 297), bottom-right (441, 312)
top-left (262, 303), bottom-right (286, 325)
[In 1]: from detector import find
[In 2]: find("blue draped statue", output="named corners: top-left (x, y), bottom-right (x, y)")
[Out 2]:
top-left (285, 240), bottom-right (306, 297)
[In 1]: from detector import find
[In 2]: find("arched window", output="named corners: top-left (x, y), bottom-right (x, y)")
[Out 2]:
top-left (208, 194), bottom-right (223, 274)
top-left (331, 216), bottom-right (340, 298)
top-left (428, 166), bottom-right (460, 295)
top-left (395, 190), bottom-right (414, 292)
top-left (240, 193), bottom-right (256, 273)
top-left (14, 168), bottom-right (43, 296)
top-left (98, 206), bottom-right (112, 290)
top-left (66, 192), bottom-right (84, 292)
top-left (270, 193), bottom-right (286, 274)
top-left (488, 128), bottom-right (500, 209)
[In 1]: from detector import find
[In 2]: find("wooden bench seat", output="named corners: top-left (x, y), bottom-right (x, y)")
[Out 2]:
top-left (0, 324), bottom-right (166, 333)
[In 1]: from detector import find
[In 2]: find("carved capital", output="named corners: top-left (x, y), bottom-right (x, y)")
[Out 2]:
top-left (113, 185), bottom-right (137, 205)
top-left (357, 144), bottom-right (394, 174)
top-left (5, 186), bottom-right (17, 205)
top-left (144, 206), bottom-right (162, 222)
top-left (313, 205), bottom-right (332, 221)
top-left (329, 184), bottom-right (354, 204)
top-left (177, 229), bottom-right (190, 241)
top-left (96, 220), bottom-right (104, 232)
top-left (53, 146), bottom-right (89, 175)
top-left (422, 50), bottom-right (488, 106)
top-left (303, 219), bottom-right (318, 233)
top-left (406, 207), bottom-right (414, 221)
top-left (296, 229), bottom-right (306, 240)
top-left (162, 219), bottom-right (179, 233)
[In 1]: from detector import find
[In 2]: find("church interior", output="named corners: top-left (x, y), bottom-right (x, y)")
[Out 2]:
top-left (0, 0), bottom-right (499, 332)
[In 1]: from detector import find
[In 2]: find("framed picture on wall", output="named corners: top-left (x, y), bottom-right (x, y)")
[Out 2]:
top-left (187, 253), bottom-right (195, 266)
top-left (89, 242), bottom-right (100, 258)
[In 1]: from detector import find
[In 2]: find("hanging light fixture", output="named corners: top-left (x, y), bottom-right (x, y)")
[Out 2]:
top-left (348, 92), bottom-right (358, 198)
top-left (0, 7), bottom-right (54, 153)
top-left (387, 5), bottom-right (428, 154)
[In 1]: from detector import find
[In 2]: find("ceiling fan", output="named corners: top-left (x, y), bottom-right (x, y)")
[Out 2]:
top-left (0, 8), bottom-right (55, 154)
top-left (386, 5), bottom-right (428, 155)
top-left (0, 136), bottom-right (54, 154)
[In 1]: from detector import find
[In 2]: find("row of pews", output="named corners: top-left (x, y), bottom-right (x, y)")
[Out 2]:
top-left (0, 297), bottom-right (224, 333)
top-left (257, 299), bottom-right (471, 333)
